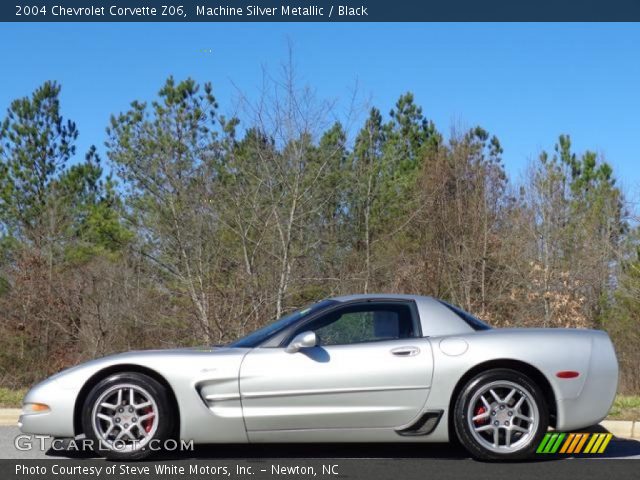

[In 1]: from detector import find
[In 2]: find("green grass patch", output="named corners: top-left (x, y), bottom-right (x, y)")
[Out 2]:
top-left (0, 387), bottom-right (26, 408)
top-left (607, 395), bottom-right (640, 420)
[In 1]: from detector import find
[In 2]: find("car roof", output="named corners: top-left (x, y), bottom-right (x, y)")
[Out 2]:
top-left (330, 293), bottom-right (433, 302)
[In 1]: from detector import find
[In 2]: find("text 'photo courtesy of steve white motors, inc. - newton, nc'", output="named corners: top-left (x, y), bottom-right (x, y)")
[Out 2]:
top-left (14, 463), bottom-right (340, 477)
top-left (16, 4), bottom-right (369, 19)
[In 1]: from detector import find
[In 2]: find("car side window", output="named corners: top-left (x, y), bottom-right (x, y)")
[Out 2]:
top-left (304, 303), bottom-right (416, 346)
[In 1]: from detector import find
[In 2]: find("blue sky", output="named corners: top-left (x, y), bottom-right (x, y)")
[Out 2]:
top-left (1, 23), bottom-right (639, 197)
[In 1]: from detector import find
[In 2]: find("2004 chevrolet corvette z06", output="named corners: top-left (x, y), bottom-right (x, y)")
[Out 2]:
top-left (19, 294), bottom-right (618, 460)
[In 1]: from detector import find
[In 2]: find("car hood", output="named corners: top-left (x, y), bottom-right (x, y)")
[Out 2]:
top-left (37, 345), bottom-right (248, 391)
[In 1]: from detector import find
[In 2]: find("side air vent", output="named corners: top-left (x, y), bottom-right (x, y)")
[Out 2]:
top-left (395, 410), bottom-right (444, 436)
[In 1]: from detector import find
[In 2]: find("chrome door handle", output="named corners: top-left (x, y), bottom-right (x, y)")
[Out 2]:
top-left (390, 346), bottom-right (420, 357)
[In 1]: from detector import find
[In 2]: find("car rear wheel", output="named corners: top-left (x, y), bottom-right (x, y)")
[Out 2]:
top-left (454, 368), bottom-right (548, 460)
top-left (81, 372), bottom-right (173, 460)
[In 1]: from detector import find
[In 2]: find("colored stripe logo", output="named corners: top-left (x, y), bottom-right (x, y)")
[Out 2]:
top-left (537, 432), bottom-right (612, 454)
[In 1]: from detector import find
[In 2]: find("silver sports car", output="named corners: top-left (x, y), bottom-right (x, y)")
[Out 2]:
top-left (19, 294), bottom-right (618, 460)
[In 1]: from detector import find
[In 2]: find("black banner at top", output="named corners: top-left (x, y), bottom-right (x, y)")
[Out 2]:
top-left (4, 0), bottom-right (640, 22)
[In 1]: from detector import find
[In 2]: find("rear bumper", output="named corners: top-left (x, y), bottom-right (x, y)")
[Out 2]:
top-left (556, 333), bottom-right (618, 430)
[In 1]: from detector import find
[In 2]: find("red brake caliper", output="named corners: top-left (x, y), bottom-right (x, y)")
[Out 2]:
top-left (474, 406), bottom-right (488, 425)
top-left (142, 407), bottom-right (154, 433)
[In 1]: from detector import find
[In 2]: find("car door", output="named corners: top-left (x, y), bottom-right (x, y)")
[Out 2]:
top-left (239, 301), bottom-right (433, 432)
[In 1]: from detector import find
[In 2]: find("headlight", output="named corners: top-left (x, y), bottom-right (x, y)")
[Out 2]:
top-left (22, 403), bottom-right (50, 414)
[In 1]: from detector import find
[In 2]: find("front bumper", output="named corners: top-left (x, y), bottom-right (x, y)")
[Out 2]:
top-left (18, 377), bottom-right (76, 438)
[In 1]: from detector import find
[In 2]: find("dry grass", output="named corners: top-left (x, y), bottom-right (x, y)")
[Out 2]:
top-left (607, 395), bottom-right (640, 421)
top-left (0, 387), bottom-right (26, 408)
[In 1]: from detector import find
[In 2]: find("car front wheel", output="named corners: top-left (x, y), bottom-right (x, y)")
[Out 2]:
top-left (81, 372), bottom-right (173, 460)
top-left (454, 368), bottom-right (549, 461)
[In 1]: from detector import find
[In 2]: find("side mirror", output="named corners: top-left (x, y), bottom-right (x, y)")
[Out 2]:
top-left (285, 331), bottom-right (317, 353)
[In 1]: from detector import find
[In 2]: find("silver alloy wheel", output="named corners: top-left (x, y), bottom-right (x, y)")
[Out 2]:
top-left (91, 383), bottom-right (159, 452)
top-left (466, 380), bottom-right (539, 454)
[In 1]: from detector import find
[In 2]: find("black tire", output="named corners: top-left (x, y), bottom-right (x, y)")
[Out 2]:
top-left (81, 372), bottom-right (174, 460)
top-left (453, 368), bottom-right (549, 461)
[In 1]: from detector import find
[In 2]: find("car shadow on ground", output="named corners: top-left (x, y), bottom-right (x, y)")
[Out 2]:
top-left (565, 424), bottom-right (640, 459)
top-left (165, 442), bottom-right (471, 461)
top-left (45, 435), bottom-right (640, 462)
top-left (46, 442), bottom-right (469, 461)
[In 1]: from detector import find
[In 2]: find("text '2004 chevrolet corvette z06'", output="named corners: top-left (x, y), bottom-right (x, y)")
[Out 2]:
top-left (19, 294), bottom-right (618, 460)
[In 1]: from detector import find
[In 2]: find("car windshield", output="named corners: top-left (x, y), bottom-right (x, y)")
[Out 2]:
top-left (228, 299), bottom-right (338, 348)
top-left (438, 300), bottom-right (492, 331)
